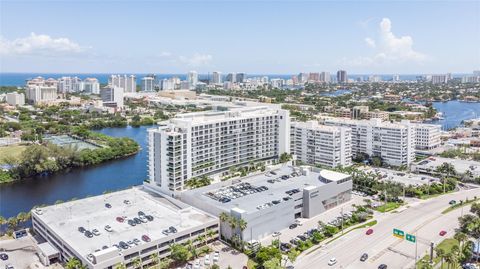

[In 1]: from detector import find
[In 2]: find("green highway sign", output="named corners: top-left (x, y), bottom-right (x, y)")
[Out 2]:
top-left (406, 233), bottom-right (416, 243)
top-left (393, 228), bottom-right (405, 239)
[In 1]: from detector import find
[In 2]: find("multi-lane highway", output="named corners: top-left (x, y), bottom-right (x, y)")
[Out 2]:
top-left (294, 188), bottom-right (480, 269)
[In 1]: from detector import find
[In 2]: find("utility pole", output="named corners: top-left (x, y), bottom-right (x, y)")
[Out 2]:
top-left (415, 233), bottom-right (418, 265)
top-left (429, 242), bottom-right (434, 264)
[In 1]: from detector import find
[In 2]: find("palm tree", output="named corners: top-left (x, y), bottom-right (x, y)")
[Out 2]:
top-left (454, 232), bottom-right (468, 255)
top-left (436, 248), bottom-right (445, 269)
top-left (444, 252), bottom-right (453, 269)
top-left (149, 253), bottom-right (159, 265)
top-left (133, 257), bottom-right (142, 269)
top-left (114, 263), bottom-right (127, 269)
top-left (65, 258), bottom-right (81, 269)
top-left (236, 219), bottom-right (248, 250)
top-left (206, 228), bottom-right (217, 243)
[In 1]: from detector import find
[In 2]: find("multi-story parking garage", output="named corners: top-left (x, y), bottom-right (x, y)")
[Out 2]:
top-left (180, 165), bottom-right (352, 242)
top-left (32, 187), bottom-right (218, 269)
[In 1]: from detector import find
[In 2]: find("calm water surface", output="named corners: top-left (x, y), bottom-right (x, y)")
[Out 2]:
top-left (0, 126), bottom-right (152, 218)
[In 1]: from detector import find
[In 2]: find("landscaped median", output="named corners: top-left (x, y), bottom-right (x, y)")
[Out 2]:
top-left (374, 201), bottom-right (404, 213)
top-left (442, 197), bottom-right (480, 214)
top-left (416, 238), bottom-right (459, 269)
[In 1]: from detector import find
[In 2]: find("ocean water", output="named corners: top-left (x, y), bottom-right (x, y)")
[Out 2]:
top-left (0, 73), bottom-right (465, 87)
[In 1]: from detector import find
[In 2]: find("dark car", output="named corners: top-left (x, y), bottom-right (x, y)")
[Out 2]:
top-left (133, 218), bottom-right (142, 224)
top-left (105, 203), bottom-right (112, 208)
top-left (439, 230), bottom-right (447, 236)
top-left (145, 215), bottom-right (154, 221)
top-left (360, 253), bottom-right (368, 262)
top-left (378, 264), bottom-right (387, 269)
top-left (84, 231), bottom-right (94, 238)
top-left (297, 235), bottom-right (307, 241)
top-left (119, 241), bottom-right (129, 249)
top-left (142, 235), bottom-right (151, 242)
top-left (78, 226), bottom-right (86, 233)
top-left (127, 219), bottom-right (136, 226)
top-left (280, 243), bottom-right (291, 252)
top-left (449, 200), bottom-right (456, 205)
top-left (366, 229), bottom-right (374, 235)
top-left (116, 216), bottom-right (124, 223)
top-left (289, 223), bottom-right (298, 229)
top-left (138, 211), bottom-right (145, 216)
top-left (0, 253), bottom-right (8, 261)
top-left (169, 226), bottom-right (177, 233)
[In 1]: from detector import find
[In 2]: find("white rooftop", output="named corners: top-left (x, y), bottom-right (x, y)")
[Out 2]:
top-left (33, 187), bottom-right (216, 258)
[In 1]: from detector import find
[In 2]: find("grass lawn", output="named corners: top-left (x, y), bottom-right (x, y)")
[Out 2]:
top-left (416, 238), bottom-right (459, 268)
top-left (0, 145), bottom-right (27, 163)
top-left (420, 190), bottom-right (455, 200)
top-left (442, 197), bottom-right (480, 214)
top-left (375, 202), bottom-right (403, 213)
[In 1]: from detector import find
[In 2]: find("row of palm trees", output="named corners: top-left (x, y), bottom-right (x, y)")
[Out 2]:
top-left (219, 212), bottom-right (248, 249)
top-left (434, 232), bottom-right (472, 269)
top-left (0, 211), bottom-right (31, 236)
top-left (114, 228), bottom-right (217, 269)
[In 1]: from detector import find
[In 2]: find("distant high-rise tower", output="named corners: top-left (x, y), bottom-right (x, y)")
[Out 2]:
top-left (236, 73), bottom-right (246, 83)
top-left (226, 73), bottom-right (236, 83)
top-left (211, 71), bottom-right (222, 84)
top-left (337, 70), bottom-right (348, 83)
top-left (320, 72), bottom-right (331, 83)
top-left (187, 71), bottom-right (198, 89)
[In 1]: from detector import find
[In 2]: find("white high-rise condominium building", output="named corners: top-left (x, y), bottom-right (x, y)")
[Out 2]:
top-left (57, 77), bottom-right (82, 93)
top-left (6, 92), bottom-right (25, 106)
top-left (82, 78), bottom-right (100, 94)
top-left (109, 75), bottom-right (136, 93)
top-left (100, 86), bottom-right (124, 108)
top-left (323, 118), bottom-right (415, 167)
top-left (320, 72), bottom-right (331, 83)
top-left (141, 76), bottom-right (155, 92)
top-left (403, 121), bottom-right (441, 150)
top-left (431, 75), bottom-right (448, 84)
top-left (297, 73), bottom-right (308, 84)
top-left (147, 106), bottom-right (290, 193)
top-left (290, 121), bottom-right (352, 168)
top-left (160, 78), bottom-right (176, 91)
top-left (25, 86), bottom-right (57, 104)
top-left (211, 72), bottom-right (222, 84)
top-left (187, 71), bottom-right (198, 89)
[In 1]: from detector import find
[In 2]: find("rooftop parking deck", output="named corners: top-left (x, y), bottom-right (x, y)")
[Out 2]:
top-left (32, 187), bottom-right (217, 260)
top-left (183, 165), bottom-right (349, 214)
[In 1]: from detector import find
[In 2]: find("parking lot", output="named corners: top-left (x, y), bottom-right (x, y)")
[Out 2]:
top-left (360, 167), bottom-right (439, 186)
top-left (259, 194), bottom-right (366, 247)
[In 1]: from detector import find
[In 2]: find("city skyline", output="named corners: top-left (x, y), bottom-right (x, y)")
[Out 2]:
top-left (1, 1), bottom-right (479, 74)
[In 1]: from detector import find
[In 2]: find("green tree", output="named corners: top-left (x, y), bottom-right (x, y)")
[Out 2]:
top-left (65, 258), bottom-right (81, 269)
top-left (169, 243), bottom-right (190, 264)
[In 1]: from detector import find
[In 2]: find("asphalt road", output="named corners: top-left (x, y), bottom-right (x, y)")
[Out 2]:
top-left (294, 188), bottom-right (480, 269)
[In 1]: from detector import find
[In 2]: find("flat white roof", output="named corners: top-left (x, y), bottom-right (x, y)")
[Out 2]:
top-left (319, 169), bottom-right (351, 182)
top-left (33, 187), bottom-right (216, 258)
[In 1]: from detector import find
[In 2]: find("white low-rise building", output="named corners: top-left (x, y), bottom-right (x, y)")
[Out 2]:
top-left (290, 121), bottom-right (352, 168)
top-left (405, 121), bottom-right (441, 150)
top-left (6, 92), bottom-right (25, 106)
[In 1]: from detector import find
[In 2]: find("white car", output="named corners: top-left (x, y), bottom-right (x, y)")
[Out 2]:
top-left (92, 229), bottom-right (100, 236)
top-left (104, 225), bottom-right (113, 232)
top-left (295, 219), bottom-right (302, 226)
top-left (193, 260), bottom-right (201, 269)
top-left (213, 251), bottom-right (219, 262)
top-left (272, 231), bottom-right (281, 237)
top-left (204, 254), bottom-right (210, 265)
top-left (328, 258), bottom-right (337, 266)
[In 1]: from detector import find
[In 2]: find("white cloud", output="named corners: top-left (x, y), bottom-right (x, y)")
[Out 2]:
top-left (0, 33), bottom-right (89, 56)
top-left (364, 37), bottom-right (376, 48)
top-left (342, 18), bottom-right (426, 67)
top-left (179, 53), bottom-right (213, 67)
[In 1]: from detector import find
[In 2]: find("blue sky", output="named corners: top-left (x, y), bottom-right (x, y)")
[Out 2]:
top-left (0, 0), bottom-right (479, 74)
